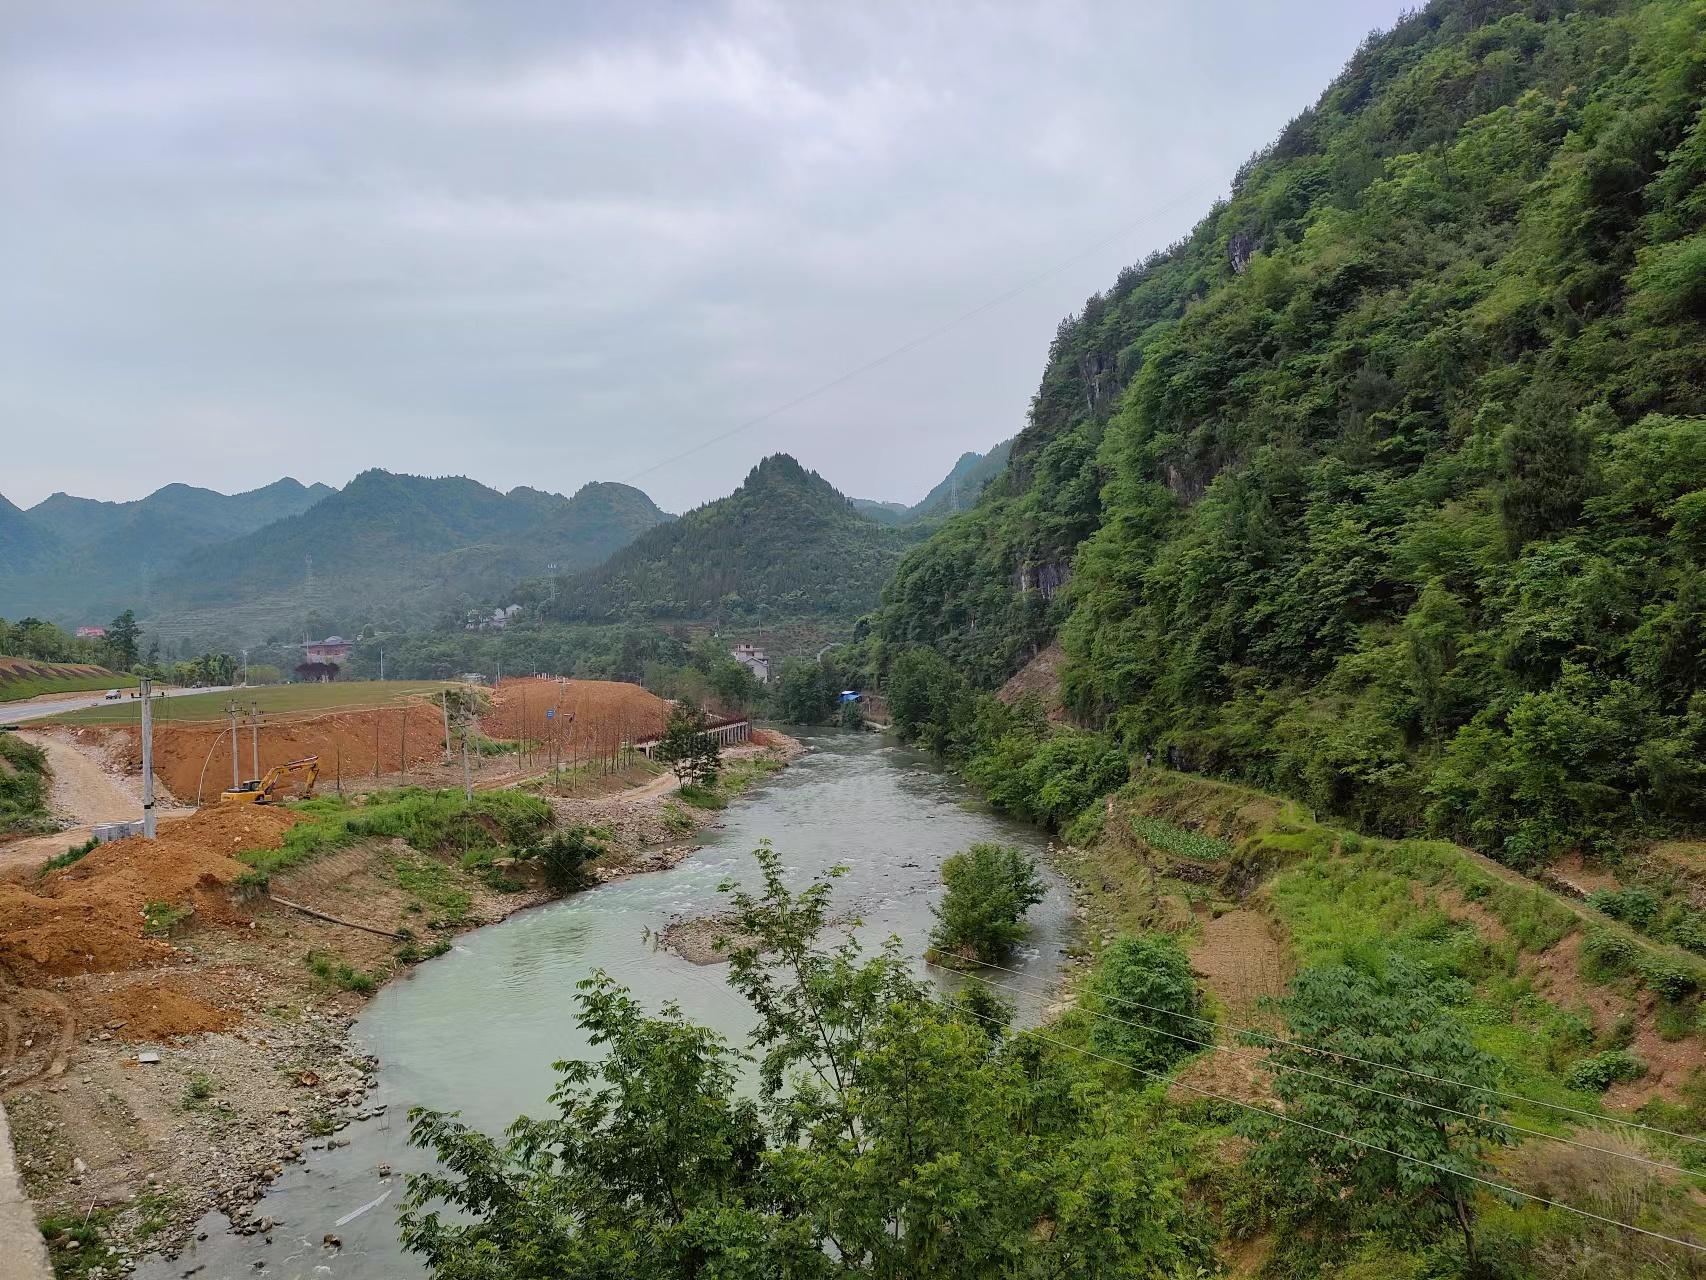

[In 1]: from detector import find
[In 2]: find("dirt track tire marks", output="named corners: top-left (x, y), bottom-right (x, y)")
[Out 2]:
top-left (0, 988), bottom-right (75, 1096)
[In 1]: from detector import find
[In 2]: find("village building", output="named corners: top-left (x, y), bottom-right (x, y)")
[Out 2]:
top-left (730, 642), bottom-right (770, 684)
top-left (303, 636), bottom-right (352, 664)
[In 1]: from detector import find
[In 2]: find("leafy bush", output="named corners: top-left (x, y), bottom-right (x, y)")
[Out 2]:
top-left (1580, 929), bottom-right (1638, 983)
top-left (1084, 933), bottom-right (1204, 1072)
top-left (965, 726), bottom-right (1128, 831)
top-left (181, 1072), bottom-right (215, 1109)
top-left (1565, 1049), bottom-right (1647, 1093)
top-left (1638, 954), bottom-right (1698, 1003)
top-left (928, 842), bottom-right (1045, 963)
top-left (529, 826), bottom-right (605, 893)
top-left (1588, 886), bottom-right (1661, 929)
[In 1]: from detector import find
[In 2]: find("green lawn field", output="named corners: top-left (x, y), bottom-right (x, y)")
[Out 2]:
top-left (0, 673), bottom-right (139, 704)
top-left (49, 680), bottom-right (453, 724)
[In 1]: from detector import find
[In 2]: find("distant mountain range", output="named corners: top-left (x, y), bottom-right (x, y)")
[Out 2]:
top-left (0, 441), bottom-right (1011, 643)
top-left (0, 479), bottom-right (332, 623)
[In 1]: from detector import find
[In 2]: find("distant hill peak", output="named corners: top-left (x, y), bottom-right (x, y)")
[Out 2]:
top-left (850, 437), bottom-right (1014, 525)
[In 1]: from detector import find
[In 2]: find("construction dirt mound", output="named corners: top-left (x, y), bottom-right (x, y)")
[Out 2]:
top-left (0, 805), bottom-right (296, 980)
top-left (72, 701), bottom-right (448, 801)
top-left (88, 974), bottom-right (239, 1042)
top-left (481, 677), bottom-right (670, 757)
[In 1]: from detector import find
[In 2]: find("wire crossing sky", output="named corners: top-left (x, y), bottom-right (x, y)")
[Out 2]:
top-left (2, 0), bottom-right (1406, 513)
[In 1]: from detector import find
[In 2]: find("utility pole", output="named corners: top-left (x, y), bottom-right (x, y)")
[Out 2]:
top-left (241, 648), bottom-right (249, 687)
top-left (249, 701), bottom-right (261, 781)
top-left (441, 690), bottom-right (451, 759)
top-left (140, 676), bottom-right (156, 839)
top-left (379, 647), bottom-right (385, 681)
top-left (228, 702), bottom-right (240, 789)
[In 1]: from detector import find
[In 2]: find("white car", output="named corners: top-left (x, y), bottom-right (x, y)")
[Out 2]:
top-left (103, 689), bottom-right (122, 700)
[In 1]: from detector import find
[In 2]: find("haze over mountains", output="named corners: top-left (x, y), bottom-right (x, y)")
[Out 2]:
top-left (0, 444), bottom-right (1007, 643)
top-left (853, 439), bottom-right (1013, 526)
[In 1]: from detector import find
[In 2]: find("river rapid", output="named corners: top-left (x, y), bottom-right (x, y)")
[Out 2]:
top-left (141, 728), bottom-right (1077, 1279)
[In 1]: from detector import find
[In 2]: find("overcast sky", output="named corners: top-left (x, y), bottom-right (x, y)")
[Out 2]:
top-left (2, 0), bottom-right (1405, 514)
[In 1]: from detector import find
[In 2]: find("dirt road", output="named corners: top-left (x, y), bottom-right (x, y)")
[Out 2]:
top-left (0, 731), bottom-right (186, 876)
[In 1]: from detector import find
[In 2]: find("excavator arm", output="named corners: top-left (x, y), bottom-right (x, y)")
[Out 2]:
top-left (220, 756), bottom-right (320, 805)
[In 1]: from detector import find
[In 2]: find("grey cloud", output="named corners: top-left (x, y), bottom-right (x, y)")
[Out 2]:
top-left (2, 0), bottom-right (1406, 512)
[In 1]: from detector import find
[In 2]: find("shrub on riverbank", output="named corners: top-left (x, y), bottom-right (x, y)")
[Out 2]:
top-left (928, 842), bottom-right (1045, 964)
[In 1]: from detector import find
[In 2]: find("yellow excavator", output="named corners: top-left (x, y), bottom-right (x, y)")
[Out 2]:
top-left (221, 756), bottom-right (321, 806)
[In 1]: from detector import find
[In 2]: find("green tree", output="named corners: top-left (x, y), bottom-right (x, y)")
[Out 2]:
top-left (1498, 394), bottom-right (1600, 550)
top-left (774, 658), bottom-right (832, 724)
top-left (1237, 957), bottom-right (1506, 1265)
top-left (929, 842), bottom-right (1046, 963)
top-left (1084, 933), bottom-right (1203, 1073)
top-left (401, 843), bottom-right (1212, 1278)
top-left (886, 645), bottom-right (972, 755)
top-left (105, 609), bottom-right (142, 670)
top-left (655, 702), bottom-right (719, 788)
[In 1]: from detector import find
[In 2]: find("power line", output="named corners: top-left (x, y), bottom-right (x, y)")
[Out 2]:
top-left (619, 182), bottom-right (1220, 486)
top-left (947, 1002), bottom-right (1706, 1255)
top-left (930, 960), bottom-right (1704, 1180)
top-left (956, 953), bottom-right (1706, 1149)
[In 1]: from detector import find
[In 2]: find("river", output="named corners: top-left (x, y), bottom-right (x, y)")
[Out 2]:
top-left (141, 729), bottom-right (1077, 1279)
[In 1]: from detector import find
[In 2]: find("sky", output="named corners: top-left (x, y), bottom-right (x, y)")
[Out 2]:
top-left (1, 0), bottom-right (1407, 514)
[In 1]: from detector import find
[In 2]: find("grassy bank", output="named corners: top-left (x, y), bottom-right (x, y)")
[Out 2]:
top-left (0, 670), bottom-right (136, 704)
top-left (0, 733), bottom-right (53, 833)
top-left (237, 786), bottom-right (554, 885)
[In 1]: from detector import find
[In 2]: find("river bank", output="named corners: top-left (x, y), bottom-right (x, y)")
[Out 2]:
top-left (2, 732), bottom-right (803, 1277)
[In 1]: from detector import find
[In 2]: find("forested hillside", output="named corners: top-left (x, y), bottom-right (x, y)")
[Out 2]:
top-left (909, 437), bottom-right (1014, 520)
top-left (541, 454), bottom-right (907, 624)
top-left (878, 0), bottom-right (1706, 864)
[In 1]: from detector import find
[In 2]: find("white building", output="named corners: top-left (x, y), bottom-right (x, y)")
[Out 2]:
top-left (731, 642), bottom-right (770, 684)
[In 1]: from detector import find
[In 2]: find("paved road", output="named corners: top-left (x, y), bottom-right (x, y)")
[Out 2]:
top-left (0, 684), bottom-right (236, 725)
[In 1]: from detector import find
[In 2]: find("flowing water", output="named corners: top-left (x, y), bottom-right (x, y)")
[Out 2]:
top-left (142, 729), bottom-right (1077, 1279)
